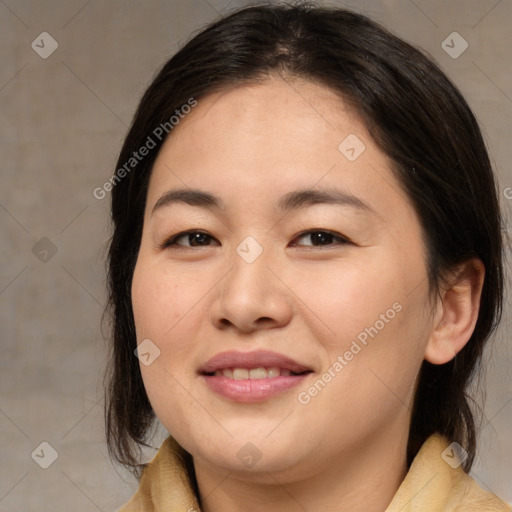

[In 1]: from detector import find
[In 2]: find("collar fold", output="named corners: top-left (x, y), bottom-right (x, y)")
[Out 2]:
top-left (119, 434), bottom-right (511, 512)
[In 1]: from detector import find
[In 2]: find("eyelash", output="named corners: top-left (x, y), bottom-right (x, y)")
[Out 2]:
top-left (160, 229), bottom-right (352, 249)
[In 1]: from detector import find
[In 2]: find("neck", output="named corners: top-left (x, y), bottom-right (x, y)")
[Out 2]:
top-left (193, 430), bottom-right (409, 512)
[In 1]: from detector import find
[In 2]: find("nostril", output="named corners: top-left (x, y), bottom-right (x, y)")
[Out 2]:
top-left (256, 317), bottom-right (273, 324)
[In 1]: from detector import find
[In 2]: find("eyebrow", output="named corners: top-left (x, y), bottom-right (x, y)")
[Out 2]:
top-left (151, 187), bottom-right (378, 217)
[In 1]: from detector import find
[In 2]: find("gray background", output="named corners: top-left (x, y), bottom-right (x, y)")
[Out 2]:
top-left (0, 0), bottom-right (510, 510)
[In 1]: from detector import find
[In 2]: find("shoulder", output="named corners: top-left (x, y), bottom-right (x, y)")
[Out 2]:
top-left (452, 476), bottom-right (511, 512)
top-left (386, 433), bottom-right (511, 512)
top-left (118, 437), bottom-right (200, 512)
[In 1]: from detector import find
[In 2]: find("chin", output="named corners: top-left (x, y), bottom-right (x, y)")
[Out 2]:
top-left (182, 427), bottom-right (313, 476)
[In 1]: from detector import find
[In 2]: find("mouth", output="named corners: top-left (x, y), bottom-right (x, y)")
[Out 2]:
top-left (199, 350), bottom-right (313, 402)
top-left (199, 349), bottom-right (313, 376)
top-left (205, 367), bottom-right (307, 379)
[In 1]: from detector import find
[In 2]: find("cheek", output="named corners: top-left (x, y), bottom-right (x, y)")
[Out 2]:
top-left (131, 258), bottom-right (201, 346)
top-left (131, 259), bottom-right (200, 410)
top-left (289, 252), bottom-right (411, 348)
top-left (297, 299), bottom-right (428, 443)
top-left (131, 258), bottom-right (208, 434)
top-left (291, 250), bottom-right (429, 408)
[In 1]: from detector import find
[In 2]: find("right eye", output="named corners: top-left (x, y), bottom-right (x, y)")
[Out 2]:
top-left (162, 230), bottom-right (220, 248)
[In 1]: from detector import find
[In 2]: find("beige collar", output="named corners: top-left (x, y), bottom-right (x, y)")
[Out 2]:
top-left (119, 433), bottom-right (510, 511)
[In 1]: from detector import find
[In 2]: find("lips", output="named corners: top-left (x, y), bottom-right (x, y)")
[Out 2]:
top-left (199, 350), bottom-right (313, 403)
top-left (199, 350), bottom-right (312, 376)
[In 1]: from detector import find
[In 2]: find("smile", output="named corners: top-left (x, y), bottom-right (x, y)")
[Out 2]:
top-left (199, 351), bottom-right (313, 402)
top-left (212, 367), bottom-right (299, 379)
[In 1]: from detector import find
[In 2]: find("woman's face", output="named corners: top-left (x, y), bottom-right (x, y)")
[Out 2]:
top-left (131, 76), bottom-right (435, 481)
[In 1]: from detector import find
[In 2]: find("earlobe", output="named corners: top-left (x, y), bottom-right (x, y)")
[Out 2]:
top-left (424, 258), bottom-right (485, 365)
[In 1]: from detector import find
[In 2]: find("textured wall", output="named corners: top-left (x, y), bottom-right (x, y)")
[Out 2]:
top-left (0, 0), bottom-right (510, 510)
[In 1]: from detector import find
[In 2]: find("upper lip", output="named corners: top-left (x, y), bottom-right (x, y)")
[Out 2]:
top-left (199, 350), bottom-right (313, 374)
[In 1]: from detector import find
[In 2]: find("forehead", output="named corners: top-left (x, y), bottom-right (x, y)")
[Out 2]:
top-left (161, 76), bottom-right (364, 159)
top-left (146, 77), bottom-right (408, 220)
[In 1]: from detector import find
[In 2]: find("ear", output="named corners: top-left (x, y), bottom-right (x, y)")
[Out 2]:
top-left (424, 258), bottom-right (485, 365)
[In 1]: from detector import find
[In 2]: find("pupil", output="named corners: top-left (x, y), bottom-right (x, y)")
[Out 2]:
top-left (190, 233), bottom-right (208, 246)
top-left (312, 232), bottom-right (332, 245)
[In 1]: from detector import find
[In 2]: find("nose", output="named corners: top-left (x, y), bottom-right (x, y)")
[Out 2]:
top-left (209, 245), bottom-right (293, 334)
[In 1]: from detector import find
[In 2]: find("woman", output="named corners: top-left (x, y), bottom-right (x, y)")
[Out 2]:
top-left (105, 2), bottom-right (510, 511)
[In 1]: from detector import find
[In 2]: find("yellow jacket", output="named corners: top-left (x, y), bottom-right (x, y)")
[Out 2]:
top-left (119, 433), bottom-right (511, 511)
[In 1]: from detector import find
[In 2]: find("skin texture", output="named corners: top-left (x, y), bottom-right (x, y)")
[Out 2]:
top-left (131, 76), bottom-right (485, 512)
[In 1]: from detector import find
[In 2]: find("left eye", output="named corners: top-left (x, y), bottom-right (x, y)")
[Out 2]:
top-left (291, 230), bottom-right (351, 247)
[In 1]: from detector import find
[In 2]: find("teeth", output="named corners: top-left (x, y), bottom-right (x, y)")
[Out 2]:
top-left (249, 367), bottom-right (267, 379)
top-left (267, 367), bottom-right (280, 378)
top-left (233, 368), bottom-right (249, 380)
top-left (213, 367), bottom-right (296, 379)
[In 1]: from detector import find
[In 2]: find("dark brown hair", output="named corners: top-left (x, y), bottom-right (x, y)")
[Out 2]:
top-left (104, 1), bottom-right (505, 476)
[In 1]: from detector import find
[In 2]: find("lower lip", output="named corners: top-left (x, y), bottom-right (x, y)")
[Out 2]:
top-left (202, 374), bottom-right (310, 403)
